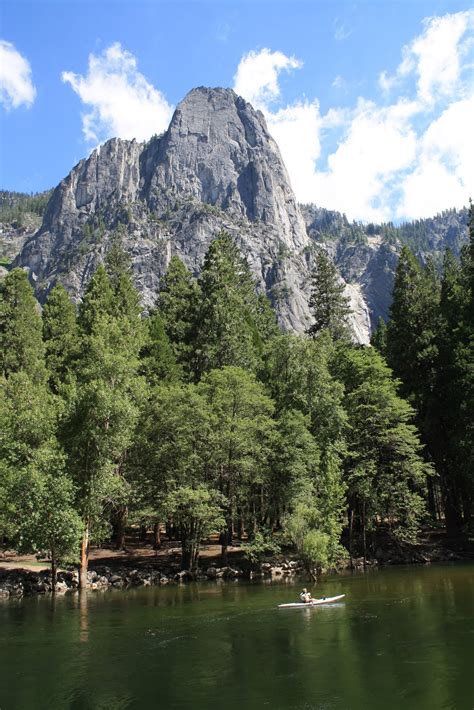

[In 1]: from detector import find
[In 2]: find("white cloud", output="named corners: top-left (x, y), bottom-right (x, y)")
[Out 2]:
top-left (233, 49), bottom-right (321, 200)
top-left (311, 100), bottom-right (419, 221)
top-left (397, 158), bottom-right (468, 220)
top-left (381, 11), bottom-right (473, 104)
top-left (397, 96), bottom-right (474, 218)
top-left (378, 70), bottom-right (396, 95)
top-left (62, 43), bottom-right (174, 143)
top-left (233, 11), bottom-right (473, 222)
top-left (0, 40), bottom-right (36, 110)
top-left (233, 48), bottom-right (302, 109)
top-left (267, 101), bottom-right (321, 199)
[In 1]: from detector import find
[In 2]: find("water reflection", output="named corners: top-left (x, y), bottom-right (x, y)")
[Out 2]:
top-left (79, 591), bottom-right (88, 643)
top-left (0, 564), bottom-right (473, 710)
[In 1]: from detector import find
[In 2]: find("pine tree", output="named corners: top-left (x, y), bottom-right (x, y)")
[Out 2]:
top-left (63, 265), bottom-right (144, 587)
top-left (431, 247), bottom-right (473, 531)
top-left (140, 311), bottom-right (181, 385)
top-left (306, 250), bottom-right (352, 341)
top-left (105, 245), bottom-right (142, 324)
top-left (78, 265), bottom-right (114, 334)
top-left (386, 246), bottom-right (442, 520)
top-left (193, 233), bottom-right (261, 378)
top-left (157, 256), bottom-right (199, 375)
top-left (42, 284), bottom-right (79, 392)
top-left (334, 345), bottom-right (430, 553)
top-left (0, 268), bottom-right (46, 384)
top-left (386, 247), bottom-right (440, 410)
top-left (370, 317), bottom-right (387, 356)
top-left (198, 366), bottom-right (275, 562)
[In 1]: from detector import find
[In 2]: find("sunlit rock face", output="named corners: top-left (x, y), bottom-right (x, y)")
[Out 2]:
top-left (27, 86), bottom-right (462, 340)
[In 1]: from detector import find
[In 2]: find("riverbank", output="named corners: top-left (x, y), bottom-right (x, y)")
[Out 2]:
top-left (1, 529), bottom-right (473, 599)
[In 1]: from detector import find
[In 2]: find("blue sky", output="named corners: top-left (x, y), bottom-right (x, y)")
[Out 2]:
top-left (1, 0), bottom-right (473, 222)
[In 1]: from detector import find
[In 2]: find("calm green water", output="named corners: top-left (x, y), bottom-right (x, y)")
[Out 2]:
top-left (1, 564), bottom-right (473, 709)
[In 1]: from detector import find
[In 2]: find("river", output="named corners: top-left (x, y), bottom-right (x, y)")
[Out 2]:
top-left (1, 563), bottom-right (473, 709)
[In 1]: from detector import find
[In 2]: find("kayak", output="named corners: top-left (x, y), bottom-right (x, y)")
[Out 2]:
top-left (278, 594), bottom-right (345, 608)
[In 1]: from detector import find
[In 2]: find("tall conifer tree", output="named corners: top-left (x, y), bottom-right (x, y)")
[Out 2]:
top-left (306, 250), bottom-right (352, 341)
top-left (42, 283), bottom-right (79, 392)
top-left (0, 268), bottom-right (46, 384)
top-left (157, 256), bottom-right (199, 375)
top-left (64, 264), bottom-right (144, 587)
top-left (193, 233), bottom-right (261, 378)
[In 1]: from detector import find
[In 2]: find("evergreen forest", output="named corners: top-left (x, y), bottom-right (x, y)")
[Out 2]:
top-left (1, 212), bottom-right (473, 588)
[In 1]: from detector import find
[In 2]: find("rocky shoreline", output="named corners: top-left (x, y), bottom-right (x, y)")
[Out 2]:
top-left (0, 549), bottom-right (473, 600)
top-left (0, 559), bottom-right (308, 599)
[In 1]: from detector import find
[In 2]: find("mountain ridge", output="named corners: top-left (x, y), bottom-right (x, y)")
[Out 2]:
top-left (2, 87), bottom-right (469, 340)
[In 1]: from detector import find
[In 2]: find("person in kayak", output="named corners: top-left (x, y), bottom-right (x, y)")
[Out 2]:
top-left (300, 588), bottom-right (312, 603)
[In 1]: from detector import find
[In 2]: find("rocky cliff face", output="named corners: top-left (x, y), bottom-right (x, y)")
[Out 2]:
top-left (15, 87), bottom-right (467, 342)
top-left (17, 88), bottom-right (323, 332)
top-left (301, 204), bottom-right (468, 331)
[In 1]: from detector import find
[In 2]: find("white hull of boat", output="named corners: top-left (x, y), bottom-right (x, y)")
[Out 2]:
top-left (278, 594), bottom-right (345, 608)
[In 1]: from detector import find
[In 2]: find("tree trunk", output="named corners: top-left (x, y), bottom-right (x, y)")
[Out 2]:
top-left (190, 541), bottom-right (200, 576)
top-left (220, 531), bottom-right (228, 566)
top-left (166, 520), bottom-right (175, 540)
top-left (181, 538), bottom-right (191, 571)
top-left (443, 481), bottom-right (463, 535)
top-left (426, 477), bottom-right (437, 521)
top-left (79, 588), bottom-right (89, 643)
top-left (51, 556), bottom-right (57, 594)
top-left (362, 503), bottom-right (367, 569)
top-left (349, 508), bottom-right (354, 569)
top-left (220, 520), bottom-right (232, 565)
top-left (113, 506), bottom-right (128, 549)
top-left (79, 522), bottom-right (89, 591)
top-left (153, 522), bottom-right (161, 553)
top-left (139, 523), bottom-right (148, 543)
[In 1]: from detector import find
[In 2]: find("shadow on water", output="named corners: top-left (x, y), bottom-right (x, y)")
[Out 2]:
top-left (1, 563), bottom-right (473, 709)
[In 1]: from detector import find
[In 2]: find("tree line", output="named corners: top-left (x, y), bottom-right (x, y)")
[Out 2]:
top-left (1, 222), bottom-right (471, 589)
top-left (372, 205), bottom-right (474, 534)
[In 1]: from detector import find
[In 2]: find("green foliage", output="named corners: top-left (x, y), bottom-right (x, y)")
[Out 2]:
top-left (78, 265), bottom-right (114, 334)
top-left (164, 485), bottom-right (227, 571)
top-left (370, 317), bottom-right (387, 356)
top-left (136, 382), bottom-right (212, 498)
top-left (3, 216), bottom-right (470, 578)
top-left (430, 245), bottom-right (474, 530)
top-left (335, 345), bottom-right (430, 543)
top-left (386, 247), bottom-right (440, 410)
top-left (242, 529), bottom-right (281, 564)
top-left (385, 239), bottom-right (473, 533)
top-left (264, 333), bottom-right (346, 451)
top-left (0, 268), bottom-right (46, 384)
top-left (0, 371), bottom-right (57, 540)
top-left (266, 409), bottom-right (320, 523)
top-left (140, 311), bottom-right (181, 385)
top-left (198, 367), bottom-right (275, 525)
top-left (0, 372), bottom-right (56, 468)
top-left (0, 189), bottom-right (52, 224)
top-left (157, 256), bottom-right (199, 376)
top-left (193, 232), bottom-right (266, 378)
top-left (12, 446), bottom-right (83, 568)
top-left (285, 479), bottom-right (345, 579)
top-left (42, 284), bottom-right (79, 393)
top-left (307, 250), bottom-right (352, 341)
